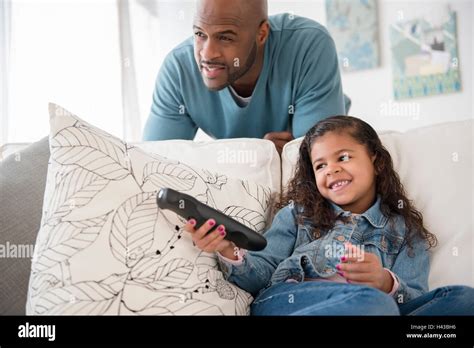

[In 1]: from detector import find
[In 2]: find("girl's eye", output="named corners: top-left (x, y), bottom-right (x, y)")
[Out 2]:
top-left (340, 154), bottom-right (350, 161)
top-left (315, 164), bottom-right (326, 170)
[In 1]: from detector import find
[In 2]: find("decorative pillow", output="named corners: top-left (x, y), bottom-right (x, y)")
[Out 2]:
top-left (281, 121), bottom-right (473, 289)
top-left (136, 138), bottom-right (281, 196)
top-left (26, 103), bottom-right (273, 315)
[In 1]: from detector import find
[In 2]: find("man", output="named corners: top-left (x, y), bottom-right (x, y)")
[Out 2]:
top-left (143, 0), bottom-right (348, 154)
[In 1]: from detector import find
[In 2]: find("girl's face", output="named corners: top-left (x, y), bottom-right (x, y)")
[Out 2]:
top-left (310, 131), bottom-right (377, 214)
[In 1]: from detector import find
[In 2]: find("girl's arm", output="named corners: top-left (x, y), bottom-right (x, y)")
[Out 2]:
top-left (217, 205), bottom-right (298, 296)
top-left (388, 235), bottom-right (430, 304)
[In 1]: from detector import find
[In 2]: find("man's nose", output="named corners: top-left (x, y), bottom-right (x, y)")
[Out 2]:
top-left (200, 39), bottom-right (221, 62)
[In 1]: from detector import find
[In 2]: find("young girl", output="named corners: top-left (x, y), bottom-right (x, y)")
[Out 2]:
top-left (184, 116), bottom-right (474, 315)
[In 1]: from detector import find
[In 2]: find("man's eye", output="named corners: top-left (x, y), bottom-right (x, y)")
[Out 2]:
top-left (194, 32), bottom-right (205, 38)
top-left (340, 154), bottom-right (350, 161)
top-left (219, 36), bottom-right (232, 42)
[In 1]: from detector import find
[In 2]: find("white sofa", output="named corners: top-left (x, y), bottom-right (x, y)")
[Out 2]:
top-left (113, 120), bottom-right (474, 289)
top-left (1, 118), bottom-right (472, 315)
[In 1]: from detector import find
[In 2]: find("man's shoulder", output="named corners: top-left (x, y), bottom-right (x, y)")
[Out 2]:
top-left (164, 36), bottom-right (194, 65)
top-left (269, 13), bottom-right (331, 38)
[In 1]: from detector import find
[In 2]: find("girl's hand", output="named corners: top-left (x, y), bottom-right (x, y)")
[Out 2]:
top-left (336, 242), bottom-right (394, 293)
top-left (183, 218), bottom-right (235, 257)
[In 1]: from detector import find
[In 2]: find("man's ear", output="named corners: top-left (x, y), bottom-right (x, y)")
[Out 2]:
top-left (257, 20), bottom-right (270, 45)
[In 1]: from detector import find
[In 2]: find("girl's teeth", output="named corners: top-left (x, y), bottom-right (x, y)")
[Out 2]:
top-left (332, 180), bottom-right (349, 189)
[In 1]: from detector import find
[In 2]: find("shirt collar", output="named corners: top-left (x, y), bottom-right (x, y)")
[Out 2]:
top-left (329, 195), bottom-right (388, 228)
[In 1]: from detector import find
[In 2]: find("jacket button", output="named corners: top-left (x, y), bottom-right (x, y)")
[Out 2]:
top-left (336, 235), bottom-right (345, 242)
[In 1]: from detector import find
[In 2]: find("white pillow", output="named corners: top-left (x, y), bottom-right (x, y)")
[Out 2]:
top-left (135, 139), bottom-right (281, 196)
top-left (281, 120), bottom-right (473, 289)
top-left (26, 103), bottom-right (273, 315)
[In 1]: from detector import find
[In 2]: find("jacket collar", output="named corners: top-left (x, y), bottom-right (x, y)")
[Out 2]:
top-left (329, 195), bottom-right (388, 228)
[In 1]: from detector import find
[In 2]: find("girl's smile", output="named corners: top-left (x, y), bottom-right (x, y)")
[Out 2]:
top-left (328, 179), bottom-right (351, 191)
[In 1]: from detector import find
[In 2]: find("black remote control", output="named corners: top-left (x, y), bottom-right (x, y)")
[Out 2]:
top-left (156, 188), bottom-right (267, 251)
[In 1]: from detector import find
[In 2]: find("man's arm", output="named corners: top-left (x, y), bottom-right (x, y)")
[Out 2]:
top-left (142, 52), bottom-right (198, 141)
top-left (291, 33), bottom-right (346, 138)
top-left (263, 131), bottom-right (294, 155)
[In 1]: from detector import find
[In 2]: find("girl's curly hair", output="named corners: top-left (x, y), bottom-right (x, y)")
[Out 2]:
top-left (277, 116), bottom-right (437, 251)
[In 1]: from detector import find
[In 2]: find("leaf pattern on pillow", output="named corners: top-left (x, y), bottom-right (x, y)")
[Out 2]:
top-left (50, 123), bottom-right (131, 180)
top-left (195, 252), bottom-right (218, 282)
top-left (29, 272), bottom-right (61, 297)
top-left (222, 206), bottom-right (266, 233)
top-left (202, 270), bottom-right (235, 300)
top-left (110, 192), bottom-right (158, 268)
top-left (142, 161), bottom-right (197, 192)
top-left (131, 258), bottom-right (194, 290)
top-left (198, 270), bottom-right (252, 314)
top-left (202, 169), bottom-right (227, 190)
top-left (33, 211), bottom-right (112, 272)
top-left (134, 296), bottom-right (222, 315)
top-left (46, 167), bottom-right (110, 224)
top-left (34, 273), bottom-right (128, 315)
top-left (242, 180), bottom-right (271, 212)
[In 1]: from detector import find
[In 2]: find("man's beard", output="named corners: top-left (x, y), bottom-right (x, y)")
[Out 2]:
top-left (206, 42), bottom-right (258, 92)
top-left (228, 42), bottom-right (258, 85)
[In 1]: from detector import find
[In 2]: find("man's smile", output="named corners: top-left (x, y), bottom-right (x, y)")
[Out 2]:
top-left (201, 64), bottom-right (226, 78)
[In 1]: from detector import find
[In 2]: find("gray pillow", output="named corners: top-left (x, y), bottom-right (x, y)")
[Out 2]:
top-left (0, 136), bottom-right (49, 315)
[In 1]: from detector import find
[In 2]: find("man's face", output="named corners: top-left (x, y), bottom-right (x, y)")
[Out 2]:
top-left (193, 1), bottom-right (259, 91)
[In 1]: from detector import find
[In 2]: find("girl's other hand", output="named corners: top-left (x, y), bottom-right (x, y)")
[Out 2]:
top-left (336, 242), bottom-right (394, 293)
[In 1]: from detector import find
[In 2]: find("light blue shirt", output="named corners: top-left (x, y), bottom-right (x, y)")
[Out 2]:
top-left (143, 13), bottom-right (347, 141)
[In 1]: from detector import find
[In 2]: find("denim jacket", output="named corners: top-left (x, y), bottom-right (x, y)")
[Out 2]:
top-left (218, 195), bottom-right (430, 304)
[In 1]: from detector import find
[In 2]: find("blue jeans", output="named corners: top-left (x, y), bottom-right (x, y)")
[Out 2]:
top-left (250, 281), bottom-right (474, 315)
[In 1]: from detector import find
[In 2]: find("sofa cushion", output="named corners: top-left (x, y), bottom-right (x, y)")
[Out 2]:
top-left (26, 103), bottom-right (273, 315)
top-left (0, 136), bottom-right (50, 315)
top-left (281, 120), bottom-right (473, 289)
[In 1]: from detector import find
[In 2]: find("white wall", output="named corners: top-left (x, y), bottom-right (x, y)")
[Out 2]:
top-left (269, 0), bottom-right (473, 132)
